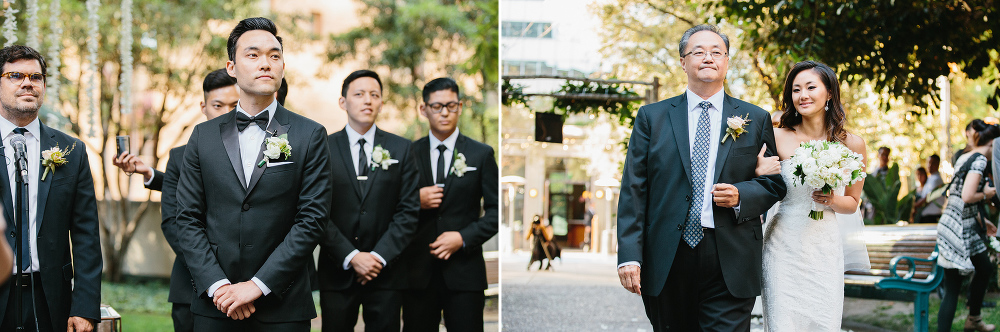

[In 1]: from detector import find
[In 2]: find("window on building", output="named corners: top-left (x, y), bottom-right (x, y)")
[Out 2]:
top-left (502, 21), bottom-right (553, 38)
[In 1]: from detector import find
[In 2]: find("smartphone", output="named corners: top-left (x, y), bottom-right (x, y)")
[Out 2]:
top-left (116, 136), bottom-right (129, 156)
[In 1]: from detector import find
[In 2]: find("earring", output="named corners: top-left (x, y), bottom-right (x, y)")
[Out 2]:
top-left (824, 101), bottom-right (830, 111)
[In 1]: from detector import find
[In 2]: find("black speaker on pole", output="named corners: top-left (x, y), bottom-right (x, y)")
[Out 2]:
top-left (535, 112), bottom-right (563, 143)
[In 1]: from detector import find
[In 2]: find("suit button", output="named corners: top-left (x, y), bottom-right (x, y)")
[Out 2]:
top-left (361, 210), bottom-right (366, 215)
top-left (677, 225), bottom-right (683, 230)
top-left (354, 237), bottom-right (359, 241)
top-left (245, 244), bottom-right (252, 248)
top-left (242, 203), bottom-right (250, 211)
top-left (9, 231), bottom-right (13, 237)
top-left (685, 195), bottom-right (691, 201)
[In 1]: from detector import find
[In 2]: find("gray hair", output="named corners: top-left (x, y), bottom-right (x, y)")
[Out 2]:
top-left (678, 24), bottom-right (730, 58)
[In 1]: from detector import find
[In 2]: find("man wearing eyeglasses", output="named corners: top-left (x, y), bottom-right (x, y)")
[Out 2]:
top-left (616, 24), bottom-right (785, 331)
top-left (0, 45), bottom-right (102, 332)
top-left (398, 77), bottom-right (498, 331)
top-left (317, 69), bottom-right (419, 331)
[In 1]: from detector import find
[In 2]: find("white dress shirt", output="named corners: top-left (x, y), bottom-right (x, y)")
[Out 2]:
top-left (341, 124), bottom-right (387, 270)
top-left (686, 88), bottom-right (725, 229)
top-left (1, 117), bottom-right (41, 274)
top-left (430, 129), bottom-right (460, 183)
top-left (208, 99), bottom-right (277, 298)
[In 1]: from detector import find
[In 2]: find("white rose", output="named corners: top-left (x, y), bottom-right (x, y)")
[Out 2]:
top-left (264, 147), bottom-right (280, 160)
top-left (727, 117), bottom-right (746, 129)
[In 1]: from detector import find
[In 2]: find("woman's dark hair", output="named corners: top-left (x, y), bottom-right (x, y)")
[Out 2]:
top-left (969, 118), bottom-right (999, 147)
top-left (778, 61), bottom-right (848, 143)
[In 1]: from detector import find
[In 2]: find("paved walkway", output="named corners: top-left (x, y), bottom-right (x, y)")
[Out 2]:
top-left (501, 250), bottom-right (899, 331)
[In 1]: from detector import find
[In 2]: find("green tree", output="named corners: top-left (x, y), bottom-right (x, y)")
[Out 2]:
top-left (324, 0), bottom-right (498, 150)
top-left (715, 0), bottom-right (1000, 111)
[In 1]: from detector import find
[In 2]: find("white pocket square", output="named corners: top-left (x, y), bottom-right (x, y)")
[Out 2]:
top-left (266, 161), bottom-right (294, 167)
top-left (466, 167), bottom-right (477, 171)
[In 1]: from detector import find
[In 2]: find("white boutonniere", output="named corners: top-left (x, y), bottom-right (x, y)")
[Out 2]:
top-left (721, 114), bottom-right (751, 144)
top-left (258, 134), bottom-right (291, 168)
top-left (451, 151), bottom-right (476, 177)
top-left (41, 142), bottom-right (76, 181)
top-left (370, 145), bottom-right (398, 171)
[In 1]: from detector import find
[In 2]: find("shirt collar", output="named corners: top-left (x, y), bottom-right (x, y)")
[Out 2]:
top-left (0, 116), bottom-right (41, 142)
top-left (235, 99), bottom-right (278, 127)
top-left (430, 129), bottom-right (460, 152)
top-left (346, 123), bottom-right (378, 146)
top-left (686, 88), bottom-right (725, 114)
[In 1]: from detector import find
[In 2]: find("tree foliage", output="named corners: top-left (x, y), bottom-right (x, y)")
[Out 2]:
top-left (715, 0), bottom-right (1000, 111)
top-left (325, 0), bottom-right (498, 148)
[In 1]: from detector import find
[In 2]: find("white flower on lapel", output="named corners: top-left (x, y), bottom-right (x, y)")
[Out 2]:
top-left (721, 114), bottom-right (751, 144)
top-left (452, 152), bottom-right (471, 177)
top-left (40, 142), bottom-right (76, 181)
top-left (370, 145), bottom-right (398, 171)
top-left (258, 134), bottom-right (291, 168)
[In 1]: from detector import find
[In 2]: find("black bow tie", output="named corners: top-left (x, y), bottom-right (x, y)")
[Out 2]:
top-left (236, 111), bottom-right (269, 132)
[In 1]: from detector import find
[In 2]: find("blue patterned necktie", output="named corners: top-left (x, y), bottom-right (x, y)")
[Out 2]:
top-left (684, 101), bottom-right (712, 248)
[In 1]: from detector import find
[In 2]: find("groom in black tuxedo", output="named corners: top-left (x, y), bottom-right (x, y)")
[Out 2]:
top-left (399, 77), bottom-right (498, 331)
top-left (317, 69), bottom-right (420, 331)
top-left (174, 17), bottom-right (332, 331)
top-left (616, 24), bottom-right (786, 331)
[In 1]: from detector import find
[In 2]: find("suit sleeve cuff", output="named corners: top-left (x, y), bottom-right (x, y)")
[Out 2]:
top-left (343, 249), bottom-right (360, 270)
top-left (734, 202), bottom-right (741, 216)
top-left (143, 171), bottom-right (156, 187)
top-left (617, 261), bottom-right (640, 269)
top-left (208, 279), bottom-right (231, 298)
top-left (370, 251), bottom-right (387, 267)
top-left (251, 277), bottom-right (271, 296)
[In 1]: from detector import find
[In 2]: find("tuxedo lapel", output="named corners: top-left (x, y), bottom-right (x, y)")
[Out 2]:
top-left (0, 139), bottom-right (12, 232)
top-left (360, 129), bottom-right (385, 203)
top-left (220, 111), bottom-right (248, 189)
top-left (713, 94), bottom-right (739, 182)
top-left (247, 107), bottom-right (290, 195)
top-left (441, 135), bottom-right (467, 198)
top-left (668, 95), bottom-right (693, 183)
top-left (34, 124), bottom-right (57, 231)
top-left (416, 139), bottom-right (433, 186)
top-left (334, 131), bottom-right (363, 200)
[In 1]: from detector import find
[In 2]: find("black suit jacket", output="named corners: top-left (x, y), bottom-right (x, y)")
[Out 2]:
top-left (0, 123), bottom-right (102, 329)
top-left (175, 105), bottom-right (332, 322)
top-left (617, 93), bottom-right (786, 298)
top-left (399, 134), bottom-right (498, 291)
top-left (318, 127), bottom-right (419, 291)
top-left (157, 146), bottom-right (196, 305)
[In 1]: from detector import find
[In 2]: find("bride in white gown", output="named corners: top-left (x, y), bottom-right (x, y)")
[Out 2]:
top-left (754, 61), bottom-right (870, 331)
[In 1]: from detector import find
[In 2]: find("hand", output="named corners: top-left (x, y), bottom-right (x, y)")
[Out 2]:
top-left (67, 316), bottom-right (93, 332)
top-left (420, 186), bottom-right (444, 209)
top-left (812, 190), bottom-right (834, 206)
top-left (987, 221), bottom-right (998, 237)
top-left (228, 302), bottom-right (256, 320)
top-left (984, 184), bottom-right (996, 200)
top-left (712, 183), bottom-right (740, 208)
top-left (113, 152), bottom-right (153, 181)
top-left (618, 265), bottom-right (641, 295)
top-left (754, 144), bottom-right (781, 177)
top-left (350, 252), bottom-right (383, 283)
top-left (429, 231), bottom-right (464, 260)
top-left (214, 281), bottom-right (263, 317)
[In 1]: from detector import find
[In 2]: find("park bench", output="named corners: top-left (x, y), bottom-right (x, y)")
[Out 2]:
top-left (844, 224), bottom-right (944, 332)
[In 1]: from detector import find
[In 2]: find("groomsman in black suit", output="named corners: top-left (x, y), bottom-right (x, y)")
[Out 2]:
top-left (400, 77), bottom-right (499, 331)
top-left (113, 68), bottom-right (239, 332)
top-left (174, 17), bottom-right (332, 331)
top-left (318, 69), bottom-right (420, 331)
top-left (0, 45), bottom-right (102, 332)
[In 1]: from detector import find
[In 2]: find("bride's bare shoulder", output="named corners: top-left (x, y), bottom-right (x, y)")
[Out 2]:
top-left (843, 132), bottom-right (868, 156)
top-left (773, 126), bottom-right (794, 138)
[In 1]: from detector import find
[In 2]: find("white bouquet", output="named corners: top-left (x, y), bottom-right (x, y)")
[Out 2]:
top-left (788, 140), bottom-right (867, 220)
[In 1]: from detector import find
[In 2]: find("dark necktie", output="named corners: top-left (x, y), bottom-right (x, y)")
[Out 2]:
top-left (436, 144), bottom-right (448, 184)
top-left (358, 138), bottom-right (368, 177)
top-left (236, 111), bottom-right (269, 132)
top-left (12, 127), bottom-right (29, 270)
top-left (684, 101), bottom-right (712, 248)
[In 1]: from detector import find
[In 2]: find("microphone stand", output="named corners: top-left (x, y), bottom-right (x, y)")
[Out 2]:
top-left (12, 140), bottom-right (28, 331)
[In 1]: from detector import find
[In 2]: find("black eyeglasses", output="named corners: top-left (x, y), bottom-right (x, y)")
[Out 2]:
top-left (1, 72), bottom-right (45, 87)
top-left (427, 101), bottom-right (460, 114)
